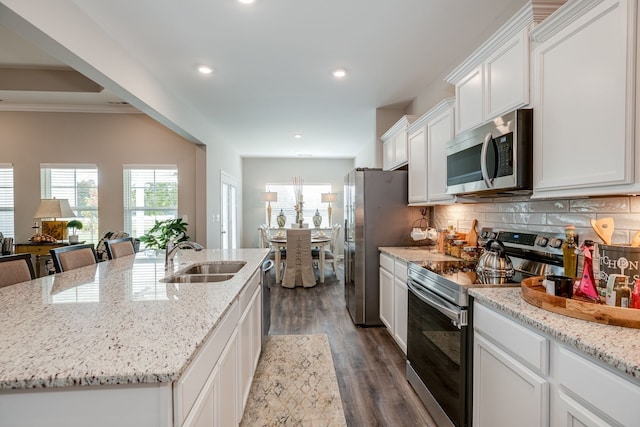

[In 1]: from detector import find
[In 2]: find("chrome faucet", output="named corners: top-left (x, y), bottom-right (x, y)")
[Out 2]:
top-left (165, 240), bottom-right (204, 269)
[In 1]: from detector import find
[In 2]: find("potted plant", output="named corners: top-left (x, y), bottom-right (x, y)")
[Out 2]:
top-left (66, 219), bottom-right (83, 244)
top-left (139, 218), bottom-right (190, 250)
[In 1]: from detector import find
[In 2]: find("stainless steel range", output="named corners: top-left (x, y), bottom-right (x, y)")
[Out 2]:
top-left (406, 229), bottom-right (567, 427)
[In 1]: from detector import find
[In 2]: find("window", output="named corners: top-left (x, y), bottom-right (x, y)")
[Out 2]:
top-left (124, 166), bottom-right (178, 242)
top-left (41, 164), bottom-right (99, 243)
top-left (267, 183), bottom-right (331, 228)
top-left (0, 164), bottom-right (14, 239)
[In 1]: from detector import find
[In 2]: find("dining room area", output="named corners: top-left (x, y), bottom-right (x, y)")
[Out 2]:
top-left (243, 157), bottom-right (353, 287)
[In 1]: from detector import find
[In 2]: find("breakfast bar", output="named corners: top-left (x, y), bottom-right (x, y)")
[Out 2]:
top-left (0, 248), bottom-right (268, 426)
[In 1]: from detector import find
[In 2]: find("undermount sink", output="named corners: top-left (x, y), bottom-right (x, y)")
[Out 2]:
top-left (162, 274), bottom-right (235, 283)
top-left (182, 261), bottom-right (246, 275)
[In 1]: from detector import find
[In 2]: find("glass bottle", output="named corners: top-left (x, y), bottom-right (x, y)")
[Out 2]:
top-left (562, 225), bottom-right (578, 278)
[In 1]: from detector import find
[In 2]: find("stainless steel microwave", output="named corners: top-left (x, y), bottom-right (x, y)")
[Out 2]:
top-left (446, 108), bottom-right (533, 196)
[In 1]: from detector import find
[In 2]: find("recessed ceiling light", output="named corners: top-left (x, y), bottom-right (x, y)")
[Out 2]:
top-left (332, 68), bottom-right (347, 78)
top-left (198, 65), bottom-right (213, 75)
top-left (293, 133), bottom-right (303, 139)
top-left (238, 0), bottom-right (256, 4)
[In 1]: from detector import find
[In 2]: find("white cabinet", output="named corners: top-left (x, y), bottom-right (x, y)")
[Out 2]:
top-left (381, 115), bottom-right (418, 170)
top-left (392, 260), bottom-right (408, 354)
top-left (474, 334), bottom-right (548, 427)
top-left (530, 0), bottom-right (640, 198)
top-left (379, 254), bottom-right (394, 330)
top-left (407, 98), bottom-right (456, 205)
top-left (379, 253), bottom-right (408, 354)
top-left (445, 2), bottom-right (560, 135)
top-left (239, 272), bottom-right (262, 414)
top-left (474, 300), bottom-right (640, 427)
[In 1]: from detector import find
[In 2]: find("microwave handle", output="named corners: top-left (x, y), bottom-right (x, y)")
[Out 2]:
top-left (480, 132), bottom-right (493, 188)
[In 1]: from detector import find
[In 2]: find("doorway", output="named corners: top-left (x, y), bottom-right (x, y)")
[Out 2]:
top-left (220, 171), bottom-right (238, 250)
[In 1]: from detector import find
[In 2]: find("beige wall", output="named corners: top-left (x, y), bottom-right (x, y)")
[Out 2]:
top-left (242, 157), bottom-right (354, 253)
top-left (0, 111), bottom-right (205, 244)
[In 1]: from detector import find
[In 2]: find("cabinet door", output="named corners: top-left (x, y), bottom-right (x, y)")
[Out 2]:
top-left (408, 126), bottom-right (428, 203)
top-left (383, 139), bottom-right (394, 171)
top-left (379, 267), bottom-right (394, 330)
top-left (485, 28), bottom-right (528, 119)
top-left (216, 331), bottom-right (238, 427)
top-left (393, 276), bottom-right (408, 354)
top-left (239, 286), bottom-right (261, 413)
top-left (455, 65), bottom-right (483, 135)
top-left (427, 105), bottom-right (455, 203)
top-left (555, 391), bottom-right (610, 427)
top-left (531, 0), bottom-right (636, 198)
top-left (473, 334), bottom-right (549, 427)
top-left (394, 131), bottom-right (408, 167)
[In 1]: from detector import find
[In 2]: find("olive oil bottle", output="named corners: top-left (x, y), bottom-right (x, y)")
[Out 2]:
top-left (562, 225), bottom-right (578, 278)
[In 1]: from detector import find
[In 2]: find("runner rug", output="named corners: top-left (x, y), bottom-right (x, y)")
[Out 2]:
top-left (240, 334), bottom-right (347, 426)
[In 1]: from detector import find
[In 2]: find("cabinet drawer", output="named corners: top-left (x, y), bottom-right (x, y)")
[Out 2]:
top-left (558, 345), bottom-right (640, 427)
top-left (380, 253), bottom-right (394, 273)
top-left (240, 269), bottom-right (260, 312)
top-left (474, 303), bottom-right (548, 375)
top-left (394, 260), bottom-right (407, 283)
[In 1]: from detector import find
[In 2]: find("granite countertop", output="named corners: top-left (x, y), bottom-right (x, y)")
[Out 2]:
top-left (379, 246), bottom-right (459, 264)
top-left (470, 287), bottom-right (640, 381)
top-left (0, 248), bottom-right (268, 390)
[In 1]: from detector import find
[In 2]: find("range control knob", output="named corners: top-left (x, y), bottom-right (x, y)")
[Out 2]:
top-left (535, 236), bottom-right (549, 247)
top-left (488, 232), bottom-right (498, 239)
top-left (549, 237), bottom-right (563, 249)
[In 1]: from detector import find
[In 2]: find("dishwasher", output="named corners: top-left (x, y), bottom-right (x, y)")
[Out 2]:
top-left (261, 259), bottom-right (273, 347)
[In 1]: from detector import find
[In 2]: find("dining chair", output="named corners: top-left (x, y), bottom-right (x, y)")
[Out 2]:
top-left (0, 253), bottom-right (36, 288)
top-left (50, 243), bottom-right (97, 273)
top-left (104, 237), bottom-right (136, 260)
top-left (312, 224), bottom-right (341, 276)
top-left (281, 229), bottom-right (316, 288)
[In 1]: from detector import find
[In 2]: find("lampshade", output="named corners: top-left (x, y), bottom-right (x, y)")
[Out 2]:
top-left (34, 198), bottom-right (76, 219)
top-left (321, 193), bottom-right (337, 203)
top-left (261, 191), bottom-right (278, 202)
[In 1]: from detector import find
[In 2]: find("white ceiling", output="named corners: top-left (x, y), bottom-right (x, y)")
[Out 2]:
top-left (0, 0), bottom-right (528, 158)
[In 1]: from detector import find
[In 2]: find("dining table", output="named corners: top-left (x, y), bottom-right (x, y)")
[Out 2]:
top-left (268, 231), bottom-right (331, 284)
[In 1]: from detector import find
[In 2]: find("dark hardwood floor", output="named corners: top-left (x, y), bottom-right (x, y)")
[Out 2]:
top-left (268, 263), bottom-right (437, 427)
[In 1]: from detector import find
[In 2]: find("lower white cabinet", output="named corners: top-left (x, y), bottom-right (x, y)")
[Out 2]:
top-left (176, 268), bottom-right (262, 427)
top-left (379, 253), bottom-right (408, 354)
top-left (473, 334), bottom-right (548, 427)
top-left (379, 255), bottom-right (394, 330)
top-left (474, 301), bottom-right (640, 427)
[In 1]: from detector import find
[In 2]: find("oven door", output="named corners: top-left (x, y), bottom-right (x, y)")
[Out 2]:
top-left (407, 278), bottom-right (470, 427)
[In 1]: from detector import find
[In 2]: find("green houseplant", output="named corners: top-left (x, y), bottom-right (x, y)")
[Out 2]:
top-left (66, 219), bottom-right (83, 244)
top-left (139, 218), bottom-right (190, 250)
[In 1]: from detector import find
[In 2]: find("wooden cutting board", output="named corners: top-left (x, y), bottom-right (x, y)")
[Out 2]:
top-left (590, 217), bottom-right (614, 245)
top-left (466, 219), bottom-right (478, 247)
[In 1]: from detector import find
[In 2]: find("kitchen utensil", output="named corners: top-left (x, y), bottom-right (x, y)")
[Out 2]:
top-left (476, 239), bottom-right (515, 284)
top-left (466, 219), bottom-right (478, 247)
top-left (631, 231), bottom-right (640, 247)
top-left (590, 218), bottom-right (614, 245)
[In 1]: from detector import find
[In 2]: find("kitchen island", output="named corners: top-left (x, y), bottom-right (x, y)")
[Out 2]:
top-left (0, 248), bottom-right (268, 427)
top-left (470, 287), bottom-right (640, 426)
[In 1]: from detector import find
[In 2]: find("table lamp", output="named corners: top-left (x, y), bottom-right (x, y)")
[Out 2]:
top-left (261, 191), bottom-right (278, 229)
top-left (34, 198), bottom-right (76, 241)
top-left (321, 193), bottom-right (338, 227)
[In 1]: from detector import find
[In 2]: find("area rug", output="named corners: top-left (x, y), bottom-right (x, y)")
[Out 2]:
top-left (240, 334), bottom-right (347, 426)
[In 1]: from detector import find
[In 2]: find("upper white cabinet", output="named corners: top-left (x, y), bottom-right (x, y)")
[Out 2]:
top-left (445, 1), bottom-right (563, 135)
top-left (381, 115), bottom-right (418, 170)
top-left (407, 98), bottom-right (456, 205)
top-left (530, 0), bottom-right (640, 198)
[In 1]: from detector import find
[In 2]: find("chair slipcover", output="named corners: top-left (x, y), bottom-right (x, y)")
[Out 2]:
top-left (282, 229), bottom-right (316, 288)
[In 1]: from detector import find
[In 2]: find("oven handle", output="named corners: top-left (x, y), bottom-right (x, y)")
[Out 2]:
top-left (408, 279), bottom-right (467, 327)
top-left (480, 132), bottom-right (494, 188)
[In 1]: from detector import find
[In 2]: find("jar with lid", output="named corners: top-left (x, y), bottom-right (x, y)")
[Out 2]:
top-left (562, 225), bottom-right (578, 277)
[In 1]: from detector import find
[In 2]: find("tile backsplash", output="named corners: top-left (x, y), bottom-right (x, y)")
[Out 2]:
top-left (432, 196), bottom-right (640, 245)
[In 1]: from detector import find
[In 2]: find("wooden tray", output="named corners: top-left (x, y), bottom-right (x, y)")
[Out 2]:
top-left (521, 276), bottom-right (640, 329)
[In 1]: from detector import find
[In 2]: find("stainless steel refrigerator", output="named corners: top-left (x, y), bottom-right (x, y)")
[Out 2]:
top-left (344, 168), bottom-right (412, 326)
